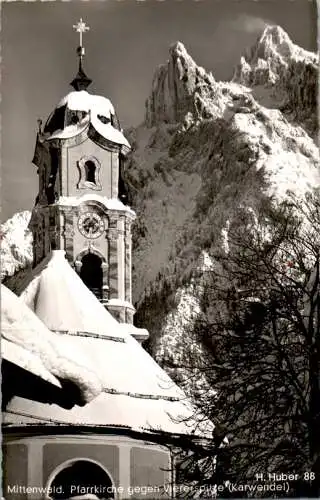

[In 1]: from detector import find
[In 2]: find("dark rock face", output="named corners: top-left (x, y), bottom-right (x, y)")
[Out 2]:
top-left (145, 42), bottom-right (216, 127)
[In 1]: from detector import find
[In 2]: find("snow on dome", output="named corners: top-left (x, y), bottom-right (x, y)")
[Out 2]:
top-left (58, 91), bottom-right (115, 116)
top-left (47, 122), bottom-right (89, 141)
top-left (1, 284), bottom-right (102, 402)
top-left (90, 114), bottom-right (131, 149)
top-left (45, 91), bottom-right (131, 151)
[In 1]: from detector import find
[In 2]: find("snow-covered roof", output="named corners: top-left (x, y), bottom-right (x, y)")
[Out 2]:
top-left (18, 251), bottom-right (184, 399)
top-left (58, 91), bottom-right (115, 116)
top-left (44, 91), bottom-right (131, 153)
top-left (1, 337), bottom-right (61, 388)
top-left (4, 394), bottom-right (203, 437)
top-left (5, 251), bottom-right (212, 437)
top-left (20, 250), bottom-right (124, 340)
top-left (1, 285), bottom-right (102, 402)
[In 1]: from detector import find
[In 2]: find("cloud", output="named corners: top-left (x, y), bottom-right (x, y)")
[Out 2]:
top-left (232, 15), bottom-right (273, 34)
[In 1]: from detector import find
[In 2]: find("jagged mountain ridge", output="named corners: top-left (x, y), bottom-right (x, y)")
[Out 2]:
top-left (233, 25), bottom-right (317, 85)
top-left (126, 25), bottom-right (318, 297)
top-left (124, 25), bottom-right (319, 374)
top-left (1, 26), bottom-right (319, 390)
top-left (232, 25), bottom-right (318, 135)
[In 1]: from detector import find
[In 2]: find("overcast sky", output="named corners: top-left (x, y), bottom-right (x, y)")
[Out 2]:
top-left (1, 0), bottom-right (316, 221)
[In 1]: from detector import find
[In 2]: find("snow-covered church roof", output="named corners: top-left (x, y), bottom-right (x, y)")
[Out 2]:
top-left (20, 250), bottom-right (124, 340)
top-left (4, 251), bottom-right (211, 438)
top-left (43, 90), bottom-right (131, 154)
top-left (1, 284), bottom-right (102, 402)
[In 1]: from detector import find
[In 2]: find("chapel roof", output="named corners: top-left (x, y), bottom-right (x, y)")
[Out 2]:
top-left (3, 251), bottom-right (213, 438)
top-left (1, 284), bottom-right (102, 403)
top-left (20, 250), bottom-right (124, 341)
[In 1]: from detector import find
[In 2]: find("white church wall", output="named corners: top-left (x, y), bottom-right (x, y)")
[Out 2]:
top-left (2, 434), bottom-right (172, 500)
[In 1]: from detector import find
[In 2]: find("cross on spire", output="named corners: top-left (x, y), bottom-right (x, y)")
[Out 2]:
top-left (70, 17), bottom-right (92, 92)
top-left (73, 18), bottom-right (90, 48)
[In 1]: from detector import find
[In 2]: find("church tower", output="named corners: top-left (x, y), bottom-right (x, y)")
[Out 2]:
top-left (30, 19), bottom-right (135, 324)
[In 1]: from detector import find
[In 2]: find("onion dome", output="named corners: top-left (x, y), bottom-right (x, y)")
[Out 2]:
top-left (39, 18), bottom-right (130, 154)
top-left (42, 91), bottom-right (131, 154)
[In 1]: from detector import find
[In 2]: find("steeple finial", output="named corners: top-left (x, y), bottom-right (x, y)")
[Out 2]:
top-left (73, 18), bottom-right (90, 48)
top-left (70, 18), bottom-right (92, 92)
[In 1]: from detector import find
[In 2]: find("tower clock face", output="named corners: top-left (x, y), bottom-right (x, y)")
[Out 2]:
top-left (78, 212), bottom-right (105, 239)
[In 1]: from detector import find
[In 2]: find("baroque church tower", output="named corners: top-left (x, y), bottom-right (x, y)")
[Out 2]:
top-left (30, 19), bottom-right (135, 324)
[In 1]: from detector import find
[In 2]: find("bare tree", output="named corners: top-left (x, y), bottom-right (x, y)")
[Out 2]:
top-left (172, 191), bottom-right (320, 498)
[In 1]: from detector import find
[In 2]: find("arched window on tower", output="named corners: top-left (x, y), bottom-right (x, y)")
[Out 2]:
top-left (77, 156), bottom-right (102, 191)
top-left (80, 253), bottom-right (103, 300)
top-left (85, 160), bottom-right (96, 184)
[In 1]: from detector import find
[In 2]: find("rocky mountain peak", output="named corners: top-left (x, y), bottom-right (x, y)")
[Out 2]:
top-left (233, 24), bottom-right (317, 87)
top-left (253, 25), bottom-right (294, 61)
top-left (145, 41), bottom-right (216, 127)
top-left (232, 25), bottom-right (318, 135)
top-left (169, 41), bottom-right (191, 59)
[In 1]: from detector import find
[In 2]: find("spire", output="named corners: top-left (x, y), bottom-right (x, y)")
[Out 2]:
top-left (70, 18), bottom-right (92, 91)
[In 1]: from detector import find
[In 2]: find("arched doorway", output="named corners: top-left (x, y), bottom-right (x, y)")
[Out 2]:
top-left (80, 253), bottom-right (103, 300)
top-left (48, 459), bottom-right (115, 499)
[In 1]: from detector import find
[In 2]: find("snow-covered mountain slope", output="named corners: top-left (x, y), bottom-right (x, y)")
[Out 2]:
top-left (1, 211), bottom-right (33, 283)
top-left (123, 25), bottom-right (319, 381)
